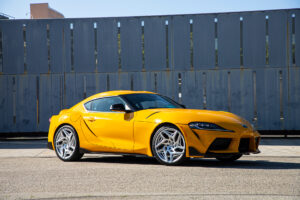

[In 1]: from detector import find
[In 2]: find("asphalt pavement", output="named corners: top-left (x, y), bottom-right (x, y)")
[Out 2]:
top-left (0, 138), bottom-right (299, 200)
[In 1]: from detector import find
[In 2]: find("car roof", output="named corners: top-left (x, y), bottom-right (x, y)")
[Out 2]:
top-left (81, 90), bottom-right (157, 104)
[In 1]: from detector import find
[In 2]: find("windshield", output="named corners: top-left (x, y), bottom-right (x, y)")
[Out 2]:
top-left (121, 93), bottom-right (183, 111)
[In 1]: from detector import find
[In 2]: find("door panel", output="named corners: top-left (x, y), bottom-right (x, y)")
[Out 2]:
top-left (81, 96), bottom-right (134, 152)
top-left (82, 112), bottom-right (134, 152)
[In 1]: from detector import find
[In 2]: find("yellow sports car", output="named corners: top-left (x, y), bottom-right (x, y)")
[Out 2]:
top-left (48, 90), bottom-right (260, 165)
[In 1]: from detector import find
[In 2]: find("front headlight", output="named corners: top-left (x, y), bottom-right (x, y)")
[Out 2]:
top-left (188, 122), bottom-right (234, 132)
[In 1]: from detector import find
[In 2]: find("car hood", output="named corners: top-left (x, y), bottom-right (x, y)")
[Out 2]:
top-left (135, 108), bottom-right (252, 131)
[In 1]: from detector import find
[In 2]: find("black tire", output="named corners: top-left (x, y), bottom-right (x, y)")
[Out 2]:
top-left (215, 153), bottom-right (242, 162)
top-left (54, 125), bottom-right (83, 161)
top-left (151, 125), bottom-right (186, 166)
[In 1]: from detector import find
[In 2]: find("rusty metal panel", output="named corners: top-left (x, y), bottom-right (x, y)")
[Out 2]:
top-left (256, 69), bottom-right (281, 130)
top-left (1, 21), bottom-right (25, 74)
top-left (267, 11), bottom-right (287, 67)
top-left (242, 12), bottom-right (266, 68)
top-left (172, 16), bottom-right (190, 70)
top-left (144, 17), bottom-right (166, 71)
top-left (49, 20), bottom-right (64, 73)
top-left (98, 19), bottom-right (119, 73)
top-left (120, 18), bottom-right (142, 72)
top-left (206, 70), bottom-right (228, 111)
top-left (39, 75), bottom-right (51, 131)
top-left (16, 75), bottom-right (37, 132)
top-left (181, 71), bottom-right (203, 109)
top-left (26, 21), bottom-right (48, 73)
top-left (74, 20), bottom-right (95, 72)
top-left (193, 15), bottom-right (215, 69)
top-left (218, 13), bottom-right (240, 68)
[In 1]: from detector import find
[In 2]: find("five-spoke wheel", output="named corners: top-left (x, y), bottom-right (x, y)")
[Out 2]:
top-left (152, 125), bottom-right (186, 165)
top-left (54, 125), bottom-right (83, 161)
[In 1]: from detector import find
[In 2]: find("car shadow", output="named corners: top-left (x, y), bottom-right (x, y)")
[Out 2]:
top-left (80, 156), bottom-right (300, 170)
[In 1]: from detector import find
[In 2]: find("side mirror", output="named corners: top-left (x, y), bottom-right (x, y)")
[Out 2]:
top-left (110, 104), bottom-right (126, 112)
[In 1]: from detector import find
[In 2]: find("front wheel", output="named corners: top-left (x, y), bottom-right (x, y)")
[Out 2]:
top-left (54, 125), bottom-right (83, 161)
top-left (152, 125), bottom-right (186, 165)
top-left (215, 153), bottom-right (242, 162)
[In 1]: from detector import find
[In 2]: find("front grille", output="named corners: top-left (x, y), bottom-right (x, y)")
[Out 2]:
top-left (239, 138), bottom-right (250, 152)
top-left (208, 138), bottom-right (232, 151)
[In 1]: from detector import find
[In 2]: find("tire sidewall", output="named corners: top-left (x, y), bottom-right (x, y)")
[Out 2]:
top-left (152, 125), bottom-right (186, 166)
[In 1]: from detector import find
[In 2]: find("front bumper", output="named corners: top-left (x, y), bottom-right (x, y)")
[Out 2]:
top-left (179, 124), bottom-right (260, 157)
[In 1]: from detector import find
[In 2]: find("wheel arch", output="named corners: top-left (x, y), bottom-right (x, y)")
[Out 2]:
top-left (53, 123), bottom-right (79, 145)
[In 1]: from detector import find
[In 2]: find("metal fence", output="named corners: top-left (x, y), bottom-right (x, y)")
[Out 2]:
top-left (0, 9), bottom-right (299, 133)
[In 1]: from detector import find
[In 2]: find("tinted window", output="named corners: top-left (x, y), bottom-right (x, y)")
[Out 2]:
top-left (84, 97), bottom-right (125, 112)
top-left (121, 94), bottom-right (182, 111)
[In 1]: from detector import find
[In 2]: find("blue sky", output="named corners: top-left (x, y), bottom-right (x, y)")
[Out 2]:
top-left (1, 0), bottom-right (300, 19)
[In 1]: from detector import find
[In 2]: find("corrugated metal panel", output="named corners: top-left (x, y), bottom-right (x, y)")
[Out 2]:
top-left (98, 19), bottom-right (119, 73)
top-left (64, 73), bottom-right (76, 108)
top-left (242, 12), bottom-right (266, 68)
top-left (295, 10), bottom-right (300, 66)
top-left (51, 74), bottom-right (63, 116)
top-left (206, 70), bottom-right (228, 110)
top-left (49, 20), bottom-right (64, 73)
top-left (218, 13), bottom-right (240, 68)
top-left (73, 20), bottom-right (95, 72)
top-left (39, 75), bottom-right (51, 131)
top-left (95, 73), bottom-right (107, 93)
top-left (267, 11), bottom-right (287, 67)
top-left (172, 16), bottom-right (190, 70)
top-left (1, 21), bottom-right (25, 74)
top-left (120, 18), bottom-right (142, 72)
top-left (16, 75), bottom-right (37, 132)
top-left (193, 15), bottom-right (215, 69)
top-left (287, 68), bottom-right (300, 130)
top-left (157, 71), bottom-right (174, 99)
top-left (181, 71), bottom-right (203, 109)
top-left (256, 69), bottom-right (281, 130)
top-left (229, 69), bottom-right (254, 123)
top-left (63, 19), bottom-right (72, 73)
top-left (0, 75), bottom-right (15, 132)
top-left (144, 17), bottom-right (166, 71)
top-left (26, 21), bottom-right (48, 73)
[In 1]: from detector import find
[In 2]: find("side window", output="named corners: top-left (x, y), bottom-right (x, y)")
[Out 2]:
top-left (84, 97), bottom-right (124, 112)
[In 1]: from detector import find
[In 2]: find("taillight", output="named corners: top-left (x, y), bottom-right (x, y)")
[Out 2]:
top-left (49, 117), bottom-right (51, 123)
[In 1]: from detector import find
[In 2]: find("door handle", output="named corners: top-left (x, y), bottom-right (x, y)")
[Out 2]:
top-left (87, 117), bottom-right (96, 122)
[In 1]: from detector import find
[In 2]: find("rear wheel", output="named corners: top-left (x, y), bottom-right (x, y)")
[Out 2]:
top-left (152, 125), bottom-right (186, 165)
top-left (215, 153), bottom-right (242, 162)
top-left (54, 125), bottom-right (83, 161)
